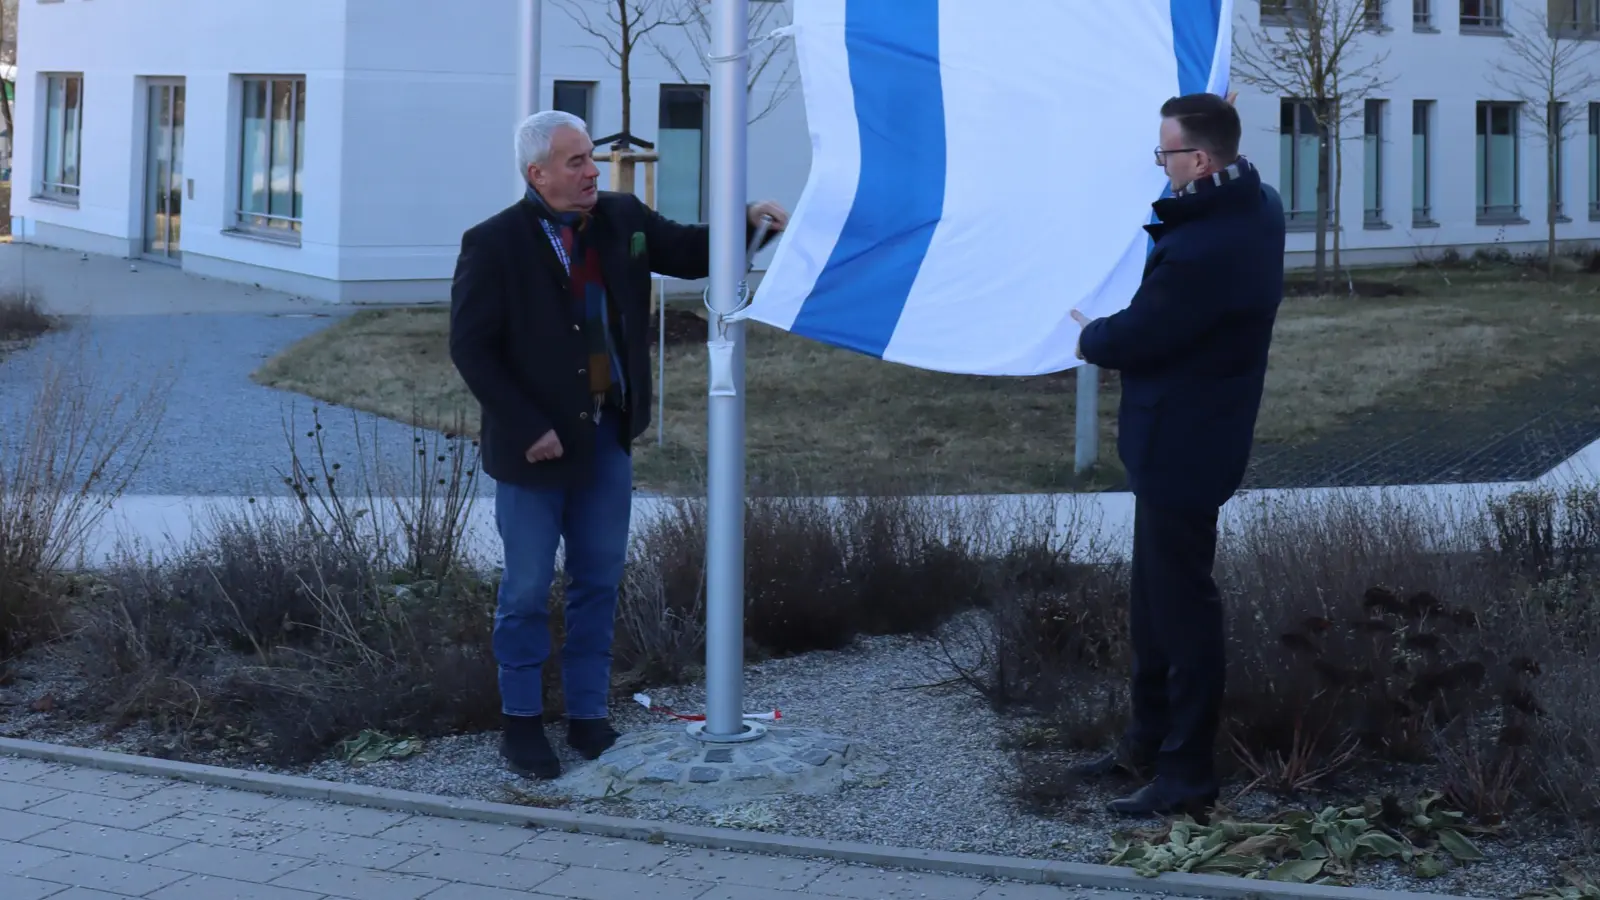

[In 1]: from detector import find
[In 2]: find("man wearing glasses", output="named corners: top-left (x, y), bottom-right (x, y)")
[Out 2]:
top-left (1069, 91), bottom-right (1286, 817)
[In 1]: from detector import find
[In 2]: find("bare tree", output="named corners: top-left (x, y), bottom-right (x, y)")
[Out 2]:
top-left (552, 0), bottom-right (691, 140)
top-left (652, 0), bottom-right (798, 124)
top-left (1233, 0), bottom-right (1393, 290)
top-left (1, 0), bottom-right (17, 139)
top-left (1487, 1), bottom-right (1600, 277)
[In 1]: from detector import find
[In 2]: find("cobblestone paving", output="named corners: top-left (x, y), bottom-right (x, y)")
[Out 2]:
top-left (0, 755), bottom-right (1159, 900)
top-left (1242, 360), bottom-right (1600, 488)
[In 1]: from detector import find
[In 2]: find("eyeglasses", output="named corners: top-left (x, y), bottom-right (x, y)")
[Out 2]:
top-left (1154, 147), bottom-right (1200, 164)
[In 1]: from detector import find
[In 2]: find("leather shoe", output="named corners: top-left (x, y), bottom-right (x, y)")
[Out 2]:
top-left (1106, 778), bottom-right (1219, 818)
top-left (501, 715), bottom-right (560, 780)
top-left (566, 718), bottom-right (620, 760)
top-left (1068, 747), bottom-right (1154, 781)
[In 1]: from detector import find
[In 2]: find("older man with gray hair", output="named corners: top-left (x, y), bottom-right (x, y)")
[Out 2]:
top-left (450, 110), bottom-right (788, 779)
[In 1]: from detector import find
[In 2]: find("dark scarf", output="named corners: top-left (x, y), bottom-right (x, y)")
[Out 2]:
top-left (525, 186), bottom-right (626, 412)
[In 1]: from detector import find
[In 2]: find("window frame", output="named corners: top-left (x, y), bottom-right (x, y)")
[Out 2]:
top-left (551, 80), bottom-right (597, 125)
top-left (1414, 0), bottom-right (1434, 29)
top-left (1460, 0), bottom-right (1506, 31)
top-left (1413, 99), bottom-right (1436, 225)
top-left (1364, 98), bottom-right (1387, 227)
top-left (1553, 0), bottom-right (1600, 38)
top-left (1476, 100), bottom-right (1522, 222)
top-left (233, 74), bottom-right (307, 243)
top-left (1280, 97), bottom-right (1334, 229)
top-left (1549, 100), bottom-right (1568, 221)
top-left (657, 83), bottom-right (711, 223)
top-left (38, 71), bottom-right (84, 204)
top-left (1589, 102), bottom-right (1600, 220)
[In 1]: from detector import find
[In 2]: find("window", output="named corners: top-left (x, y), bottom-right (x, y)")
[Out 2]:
top-left (552, 80), bottom-right (595, 124)
top-left (658, 85), bottom-right (708, 223)
top-left (1364, 0), bottom-right (1385, 27)
top-left (40, 73), bottom-right (83, 200)
top-left (1476, 101), bottom-right (1520, 220)
top-left (237, 76), bottom-right (305, 238)
top-left (1261, 0), bottom-right (1305, 22)
top-left (1460, 0), bottom-right (1504, 29)
top-left (1414, 100), bottom-right (1434, 223)
top-left (1589, 103), bottom-right (1599, 218)
top-left (1279, 99), bottom-right (1330, 225)
top-left (1549, 101), bottom-right (1567, 219)
top-left (1555, 0), bottom-right (1600, 37)
top-left (1415, 0), bottom-right (1433, 27)
top-left (1364, 100), bottom-right (1386, 225)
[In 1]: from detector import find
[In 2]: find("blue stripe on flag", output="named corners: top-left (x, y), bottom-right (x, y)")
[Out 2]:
top-left (1171, 0), bottom-right (1223, 95)
top-left (789, 0), bottom-right (946, 358)
top-left (1150, 0), bottom-right (1225, 252)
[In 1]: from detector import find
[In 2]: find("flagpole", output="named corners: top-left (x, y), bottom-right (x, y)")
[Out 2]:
top-left (700, 0), bottom-right (753, 742)
top-left (516, 0), bottom-right (542, 192)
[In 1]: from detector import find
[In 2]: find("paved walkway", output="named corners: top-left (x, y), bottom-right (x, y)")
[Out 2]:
top-left (0, 756), bottom-right (1151, 900)
top-left (77, 422), bottom-right (1600, 567)
top-left (0, 242), bottom-right (324, 316)
top-left (0, 242), bottom-right (474, 498)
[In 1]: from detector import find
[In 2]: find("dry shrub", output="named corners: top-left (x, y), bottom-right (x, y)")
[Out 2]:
top-left (0, 349), bottom-right (165, 658)
top-left (941, 503), bottom-right (1128, 713)
top-left (1216, 493), bottom-right (1506, 779)
top-left (1437, 715), bottom-right (1527, 827)
top-left (614, 503), bottom-right (705, 689)
top-left (0, 289), bottom-right (53, 342)
top-left (974, 486), bottom-right (1600, 827)
top-left (69, 408), bottom-right (497, 764)
top-left (619, 495), bottom-right (993, 675)
top-left (65, 423), bottom-right (1005, 757)
top-left (743, 498), bottom-right (858, 654)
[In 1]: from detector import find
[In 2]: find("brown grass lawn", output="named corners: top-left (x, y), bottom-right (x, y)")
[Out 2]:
top-left (252, 263), bottom-right (1600, 495)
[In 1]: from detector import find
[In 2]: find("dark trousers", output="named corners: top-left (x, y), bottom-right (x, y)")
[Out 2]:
top-left (492, 418), bottom-right (634, 720)
top-left (1123, 495), bottom-right (1225, 788)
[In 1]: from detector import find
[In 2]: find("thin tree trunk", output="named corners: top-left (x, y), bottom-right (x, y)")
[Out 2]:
top-left (1314, 123), bottom-right (1331, 291)
top-left (1548, 137), bottom-right (1559, 278)
top-left (1332, 116), bottom-right (1344, 284)
top-left (620, 53), bottom-right (632, 138)
top-left (618, 0), bottom-right (632, 139)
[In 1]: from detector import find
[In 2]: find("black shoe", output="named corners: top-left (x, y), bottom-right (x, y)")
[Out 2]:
top-left (566, 718), bottom-right (620, 760)
top-left (1106, 778), bottom-right (1219, 818)
top-left (501, 714), bottom-right (561, 779)
top-left (1069, 747), bottom-right (1155, 781)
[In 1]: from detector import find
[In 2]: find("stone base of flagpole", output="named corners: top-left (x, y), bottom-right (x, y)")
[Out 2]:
top-left (561, 725), bottom-right (882, 805)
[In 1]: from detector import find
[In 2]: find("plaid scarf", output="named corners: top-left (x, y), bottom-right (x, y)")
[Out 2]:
top-left (525, 186), bottom-right (627, 413)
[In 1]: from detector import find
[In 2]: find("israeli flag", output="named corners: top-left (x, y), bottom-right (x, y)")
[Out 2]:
top-left (743, 0), bottom-right (1233, 376)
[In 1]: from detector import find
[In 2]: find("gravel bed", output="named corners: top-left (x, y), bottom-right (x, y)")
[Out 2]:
top-left (0, 313), bottom-right (492, 497)
top-left (0, 629), bottom-right (1587, 899)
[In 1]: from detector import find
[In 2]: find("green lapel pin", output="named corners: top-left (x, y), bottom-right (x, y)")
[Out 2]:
top-left (630, 231), bottom-right (647, 260)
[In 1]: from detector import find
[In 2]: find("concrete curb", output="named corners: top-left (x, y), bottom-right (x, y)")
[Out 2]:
top-left (0, 737), bottom-right (1474, 900)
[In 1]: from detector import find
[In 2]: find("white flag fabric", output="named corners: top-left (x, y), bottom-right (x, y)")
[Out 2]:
top-left (743, 0), bottom-right (1234, 376)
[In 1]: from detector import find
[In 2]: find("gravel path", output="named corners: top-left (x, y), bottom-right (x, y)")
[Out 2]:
top-left (0, 313), bottom-right (493, 497)
top-left (277, 628), bottom-right (1573, 900)
top-left (0, 624), bottom-right (1579, 899)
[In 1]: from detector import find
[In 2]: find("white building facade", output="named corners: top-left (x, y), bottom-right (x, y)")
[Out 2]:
top-left (1240, 0), bottom-right (1600, 266)
top-left (6, 0), bottom-right (1600, 301)
top-left (6, 0), bottom-right (806, 302)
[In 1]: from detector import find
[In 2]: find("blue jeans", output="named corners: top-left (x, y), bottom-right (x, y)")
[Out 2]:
top-left (493, 420), bottom-right (634, 720)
